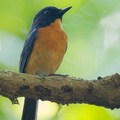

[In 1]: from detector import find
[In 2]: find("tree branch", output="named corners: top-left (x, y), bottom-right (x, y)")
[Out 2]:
top-left (0, 70), bottom-right (120, 109)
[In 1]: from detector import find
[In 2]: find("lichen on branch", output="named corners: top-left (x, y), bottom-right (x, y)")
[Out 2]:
top-left (0, 70), bottom-right (120, 109)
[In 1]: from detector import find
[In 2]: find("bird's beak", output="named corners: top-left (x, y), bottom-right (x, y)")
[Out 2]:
top-left (59, 6), bottom-right (72, 16)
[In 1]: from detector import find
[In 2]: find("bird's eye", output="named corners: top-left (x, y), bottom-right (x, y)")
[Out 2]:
top-left (44, 11), bottom-right (50, 16)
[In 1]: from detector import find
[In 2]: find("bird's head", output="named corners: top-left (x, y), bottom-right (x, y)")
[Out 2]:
top-left (32, 6), bottom-right (72, 28)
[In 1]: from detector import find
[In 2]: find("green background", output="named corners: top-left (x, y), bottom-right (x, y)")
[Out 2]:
top-left (0, 0), bottom-right (120, 120)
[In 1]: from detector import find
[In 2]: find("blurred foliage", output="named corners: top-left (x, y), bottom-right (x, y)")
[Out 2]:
top-left (0, 0), bottom-right (120, 120)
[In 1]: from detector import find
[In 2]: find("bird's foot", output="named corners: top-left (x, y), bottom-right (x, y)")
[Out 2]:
top-left (36, 74), bottom-right (45, 78)
top-left (49, 74), bottom-right (69, 77)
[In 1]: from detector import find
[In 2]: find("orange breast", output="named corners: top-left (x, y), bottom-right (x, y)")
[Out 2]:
top-left (25, 19), bottom-right (67, 75)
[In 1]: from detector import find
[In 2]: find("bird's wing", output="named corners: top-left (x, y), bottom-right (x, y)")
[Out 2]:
top-left (19, 28), bottom-right (37, 73)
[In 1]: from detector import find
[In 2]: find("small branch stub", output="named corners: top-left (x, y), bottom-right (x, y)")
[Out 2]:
top-left (0, 70), bottom-right (120, 109)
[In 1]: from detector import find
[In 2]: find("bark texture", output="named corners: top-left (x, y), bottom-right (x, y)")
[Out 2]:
top-left (0, 70), bottom-right (120, 109)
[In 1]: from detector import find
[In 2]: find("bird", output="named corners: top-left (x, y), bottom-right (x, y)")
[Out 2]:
top-left (19, 6), bottom-right (72, 120)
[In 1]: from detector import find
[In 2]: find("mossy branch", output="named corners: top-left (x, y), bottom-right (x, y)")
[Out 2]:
top-left (0, 70), bottom-right (120, 109)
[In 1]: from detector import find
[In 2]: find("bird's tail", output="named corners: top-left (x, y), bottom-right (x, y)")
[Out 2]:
top-left (22, 98), bottom-right (38, 120)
